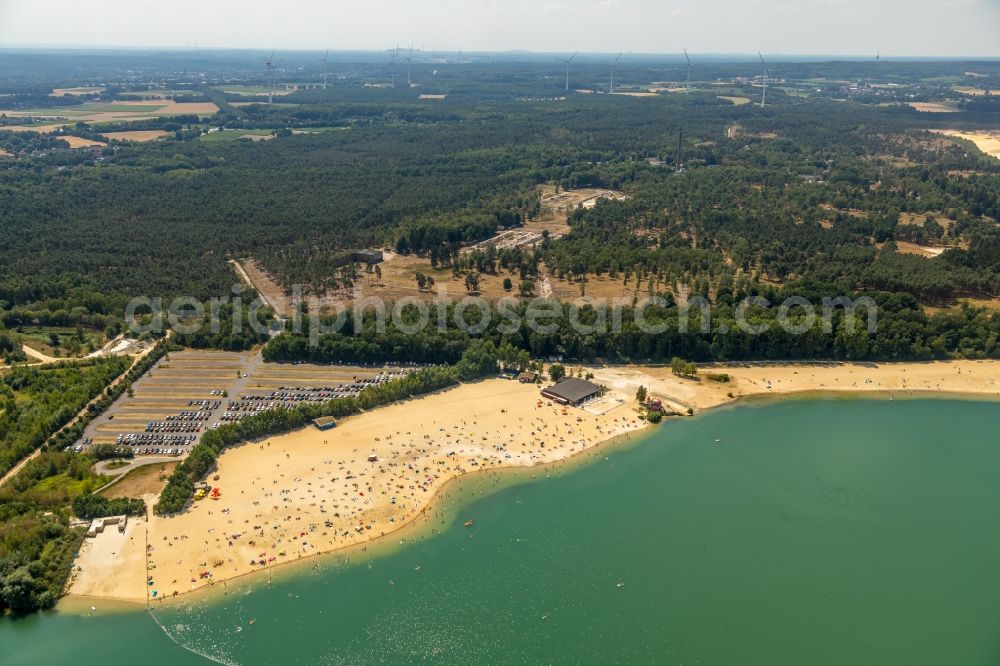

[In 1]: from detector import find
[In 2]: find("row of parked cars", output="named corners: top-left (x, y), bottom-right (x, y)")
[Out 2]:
top-left (118, 432), bottom-right (196, 447)
top-left (188, 399), bottom-right (223, 409)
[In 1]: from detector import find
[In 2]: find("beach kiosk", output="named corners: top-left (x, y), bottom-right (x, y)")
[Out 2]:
top-left (313, 417), bottom-right (337, 431)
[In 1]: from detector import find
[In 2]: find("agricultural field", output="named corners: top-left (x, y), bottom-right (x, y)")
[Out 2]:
top-left (100, 129), bottom-right (169, 142)
top-left (213, 84), bottom-right (298, 96)
top-left (953, 86), bottom-right (992, 96)
top-left (116, 90), bottom-right (201, 99)
top-left (0, 100), bottom-right (219, 131)
top-left (906, 102), bottom-right (959, 113)
top-left (49, 86), bottom-right (104, 96)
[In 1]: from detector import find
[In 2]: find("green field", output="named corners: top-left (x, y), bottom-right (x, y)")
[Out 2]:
top-left (1, 103), bottom-right (167, 117)
top-left (290, 126), bottom-right (349, 134)
top-left (213, 85), bottom-right (273, 95)
top-left (16, 326), bottom-right (106, 358)
top-left (198, 128), bottom-right (274, 142)
top-left (117, 90), bottom-right (198, 98)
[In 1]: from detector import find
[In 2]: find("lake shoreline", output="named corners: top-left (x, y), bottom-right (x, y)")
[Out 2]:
top-left (62, 359), bottom-right (1000, 613)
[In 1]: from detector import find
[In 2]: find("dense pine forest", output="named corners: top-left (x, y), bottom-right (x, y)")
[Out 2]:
top-left (2, 88), bottom-right (999, 328)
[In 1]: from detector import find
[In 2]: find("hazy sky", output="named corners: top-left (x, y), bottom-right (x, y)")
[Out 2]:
top-left (0, 0), bottom-right (998, 57)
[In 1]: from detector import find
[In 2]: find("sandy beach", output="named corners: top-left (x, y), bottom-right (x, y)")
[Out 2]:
top-left (68, 378), bottom-right (645, 604)
top-left (67, 360), bottom-right (1000, 605)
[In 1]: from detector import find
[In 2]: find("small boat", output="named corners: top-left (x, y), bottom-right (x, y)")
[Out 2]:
top-left (464, 520), bottom-right (474, 527)
top-left (715, 438), bottom-right (721, 444)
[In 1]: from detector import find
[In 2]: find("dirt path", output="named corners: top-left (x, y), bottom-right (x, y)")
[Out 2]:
top-left (229, 258), bottom-right (287, 318)
top-left (21, 344), bottom-right (60, 364)
top-left (93, 455), bottom-right (179, 479)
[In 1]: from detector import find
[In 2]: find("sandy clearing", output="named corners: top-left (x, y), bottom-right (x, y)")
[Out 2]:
top-left (102, 130), bottom-right (169, 142)
top-left (418, 94), bottom-right (447, 99)
top-left (719, 95), bottom-right (752, 105)
top-left (931, 129), bottom-right (1000, 160)
top-left (894, 241), bottom-right (948, 258)
top-left (101, 462), bottom-right (178, 499)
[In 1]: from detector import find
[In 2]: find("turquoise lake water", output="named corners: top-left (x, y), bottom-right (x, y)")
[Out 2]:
top-left (3, 396), bottom-right (1000, 665)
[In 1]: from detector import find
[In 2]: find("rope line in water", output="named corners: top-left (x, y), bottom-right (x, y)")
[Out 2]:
top-left (147, 607), bottom-right (240, 666)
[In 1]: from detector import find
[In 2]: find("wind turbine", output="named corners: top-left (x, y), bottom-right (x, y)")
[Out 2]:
top-left (555, 52), bottom-right (578, 92)
top-left (262, 52), bottom-right (277, 105)
top-left (875, 50), bottom-right (880, 64)
top-left (609, 52), bottom-right (623, 94)
top-left (320, 49), bottom-right (330, 89)
top-left (406, 46), bottom-right (414, 87)
top-left (683, 48), bottom-right (691, 94)
top-left (758, 52), bottom-right (768, 107)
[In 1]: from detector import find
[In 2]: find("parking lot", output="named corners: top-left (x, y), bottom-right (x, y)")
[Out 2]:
top-left (73, 351), bottom-right (413, 460)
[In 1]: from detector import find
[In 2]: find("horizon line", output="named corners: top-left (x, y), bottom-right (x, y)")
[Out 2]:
top-left (0, 44), bottom-right (998, 61)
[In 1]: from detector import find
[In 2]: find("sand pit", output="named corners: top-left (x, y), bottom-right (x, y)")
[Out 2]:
top-left (931, 129), bottom-right (1000, 160)
top-left (102, 130), bottom-right (168, 142)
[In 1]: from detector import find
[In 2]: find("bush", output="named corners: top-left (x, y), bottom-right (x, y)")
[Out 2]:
top-left (72, 494), bottom-right (145, 519)
top-left (549, 364), bottom-right (566, 382)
